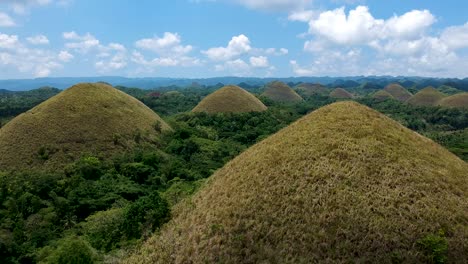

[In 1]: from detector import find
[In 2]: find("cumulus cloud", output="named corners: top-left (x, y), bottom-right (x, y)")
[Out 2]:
top-left (0, 12), bottom-right (15, 27)
top-left (26, 34), bottom-right (49, 45)
top-left (2, 0), bottom-right (71, 14)
top-left (0, 33), bottom-right (19, 49)
top-left (58, 50), bottom-right (73, 62)
top-left (233, 0), bottom-right (311, 12)
top-left (203, 34), bottom-right (251, 61)
top-left (63, 31), bottom-right (100, 53)
top-left (249, 56), bottom-right (269, 67)
top-left (440, 22), bottom-right (468, 50)
top-left (135, 32), bottom-right (193, 56)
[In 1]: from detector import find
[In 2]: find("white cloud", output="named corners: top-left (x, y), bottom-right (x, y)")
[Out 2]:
top-left (0, 33), bottom-right (19, 49)
top-left (135, 32), bottom-right (192, 56)
top-left (63, 31), bottom-right (100, 53)
top-left (4, 0), bottom-right (58, 14)
top-left (302, 6), bottom-right (435, 45)
top-left (215, 58), bottom-right (251, 75)
top-left (131, 50), bottom-right (201, 68)
top-left (263, 47), bottom-right (289, 55)
top-left (250, 56), bottom-right (269, 67)
top-left (440, 22), bottom-right (468, 50)
top-left (95, 53), bottom-right (127, 73)
top-left (288, 10), bottom-right (315, 22)
top-left (0, 12), bottom-right (15, 27)
top-left (26, 34), bottom-right (49, 45)
top-left (58, 50), bottom-right (73, 62)
top-left (203, 34), bottom-right (251, 61)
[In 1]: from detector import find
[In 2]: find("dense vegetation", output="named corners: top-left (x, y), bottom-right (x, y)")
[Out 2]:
top-left (0, 82), bottom-right (466, 263)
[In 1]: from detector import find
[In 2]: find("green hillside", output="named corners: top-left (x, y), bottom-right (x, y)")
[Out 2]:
top-left (261, 81), bottom-right (303, 103)
top-left (407, 87), bottom-right (446, 106)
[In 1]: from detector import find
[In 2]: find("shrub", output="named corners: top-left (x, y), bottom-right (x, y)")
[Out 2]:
top-left (417, 230), bottom-right (448, 264)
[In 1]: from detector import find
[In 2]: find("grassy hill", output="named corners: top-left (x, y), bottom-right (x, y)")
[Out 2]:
top-left (261, 81), bottom-right (303, 103)
top-left (384, 83), bottom-right (412, 102)
top-left (192, 85), bottom-right (267, 113)
top-left (330, 88), bottom-right (353, 99)
top-left (0, 83), bottom-right (170, 170)
top-left (295, 83), bottom-right (329, 96)
top-left (439, 93), bottom-right (468, 109)
top-left (371, 90), bottom-right (394, 101)
top-left (407, 87), bottom-right (446, 106)
top-left (126, 101), bottom-right (467, 263)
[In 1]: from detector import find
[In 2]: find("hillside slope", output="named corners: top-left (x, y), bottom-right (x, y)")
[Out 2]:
top-left (330, 88), bottom-right (353, 99)
top-left (407, 87), bottom-right (446, 106)
top-left (0, 83), bottom-right (170, 170)
top-left (262, 81), bottom-right (303, 102)
top-left (126, 101), bottom-right (468, 263)
top-left (192, 85), bottom-right (267, 113)
top-left (439, 93), bottom-right (468, 108)
top-left (384, 83), bottom-right (412, 102)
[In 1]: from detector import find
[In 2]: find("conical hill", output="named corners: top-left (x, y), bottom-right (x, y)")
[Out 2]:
top-left (295, 83), bottom-right (329, 96)
top-left (330, 88), bottom-right (353, 99)
top-left (407, 87), bottom-right (446, 106)
top-left (261, 81), bottom-right (303, 102)
top-left (439, 93), bottom-right (468, 109)
top-left (127, 101), bottom-right (467, 263)
top-left (192, 85), bottom-right (267, 113)
top-left (371, 90), bottom-right (394, 101)
top-left (0, 83), bottom-right (171, 170)
top-left (384, 83), bottom-right (412, 102)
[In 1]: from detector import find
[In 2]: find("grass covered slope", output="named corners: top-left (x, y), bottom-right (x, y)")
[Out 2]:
top-left (372, 90), bottom-right (394, 101)
top-left (295, 83), bottom-right (329, 96)
top-left (439, 93), bottom-right (468, 108)
top-left (127, 101), bottom-right (468, 263)
top-left (407, 87), bottom-right (446, 106)
top-left (384, 83), bottom-right (412, 102)
top-left (261, 81), bottom-right (303, 102)
top-left (0, 83), bottom-right (171, 170)
top-left (330, 88), bottom-right (353, 99)
top-left (192, 85), bottom-right (267, 113)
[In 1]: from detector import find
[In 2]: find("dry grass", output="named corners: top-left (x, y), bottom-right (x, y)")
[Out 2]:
top-left (295, 83), bottom-right (329, 96)
top-left (439, 93), bottom-right (468, 109)
top-left (372, 90), bottom-right (394, 101)
top-left (384, 83), bottom-right (412, 102)
top-left (330, 88), bottom-right (353, 99)
top-left (407, 87), bottom-right (446, 106)
top-left (125, 101), bottom-right (468, 264)
top-left (192, 85), bottom-right (267, 113)
top-left (262, 81), bottom-right (303, 102)
top-left (0, 83), bottom-right (171, 171)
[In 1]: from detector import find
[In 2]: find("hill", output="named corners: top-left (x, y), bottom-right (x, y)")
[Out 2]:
top-left (261, 81), bottom-right (303, 102)
top-left (126, 101), bottom-right (467, 263)
top-left (295, 83), bottom-right (329, 96)
top-left (330, 88), bottom-right (353, 99)
top-left (371, 90), bottom-right (394, 101)
top-left (192, 85), bottom-right (267, 113)
top-left (439, 93), bottom-right (468, 108)
top-left (384, 83), bottom-right (412, 102)
top-left (0, 83), bottom-right (170, 170)
top-left (407, 87), bottom-right (446, 106)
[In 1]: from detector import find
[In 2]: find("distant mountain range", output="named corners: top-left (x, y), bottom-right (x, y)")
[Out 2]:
top-left (1, 76), bottom-right (468, 91)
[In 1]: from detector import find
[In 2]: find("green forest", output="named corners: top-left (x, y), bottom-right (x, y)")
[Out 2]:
top-left (0, 83), bottom-right (467, 263)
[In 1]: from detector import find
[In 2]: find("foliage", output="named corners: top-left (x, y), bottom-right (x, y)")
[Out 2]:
top-left (417, 230), bottom-right (448, 264)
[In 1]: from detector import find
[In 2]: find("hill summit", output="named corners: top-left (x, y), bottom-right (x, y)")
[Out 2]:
top-left (127, 101), bottom-right (467, 263)
top-left (384, 83), bottom-right (412, 102)
top-left (295, 83), bottom-right (329, 96)
top-left (192, 85), bottom-right (267, 113)
top-left (407, 86), bottom-right (446, 106)
top-left (439, 93), bottom-right (468, 109)
top-left (0, 83), bottom-right (170, 170)
top-left (261, 81), bottom-right (303, 102)
top-left (330, 88), bottom-right (353, 99)
top-left (371, 90), bottom-right (394, 101)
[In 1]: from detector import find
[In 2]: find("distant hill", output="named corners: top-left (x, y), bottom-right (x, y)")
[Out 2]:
top-left (0, 83), bottom-right (170, 170)
top-left (439, 93), bottom-right (468, 109)
top-left (262, 81), bottom-right (303, 103)
top-left (407, 87), bottom-right (446, 106)
top-left (330, 88), bottom-right (353, 99)
top-left (371, 90), bottom-right (394, 101)
top-left (192, 85), bottom-right (267, 113)
top-left (295, 83), bottom-right (329, 96)
top-left (384, 83), bottom-right (412, 102)
top-left (126, 101), bottom-right (468, 263)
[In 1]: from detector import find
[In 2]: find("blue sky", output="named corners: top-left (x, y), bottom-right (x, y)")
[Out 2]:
top-left (0, 0), bottom-right (467, 79)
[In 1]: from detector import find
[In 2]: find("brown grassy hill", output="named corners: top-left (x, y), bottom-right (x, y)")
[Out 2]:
top-left (0, 83), bottom-right (171, 171)
top-left (439, 93), bottom-right (468, 109)
top-left (330, 88), bottom-right (353, 99)
top-left (384, 83), bottom-right (412, 102)
top-left (192, 85), bottom-right (267, 113)
top-left (261, 81), bottom-right (303, 102)
top-left (126, 101), bottom-right (467, 263)
top-left (371, 90), bottom-right (394, 101)
top-left (407, 87), bottom-right (446, 106)
top-left (295, 83), bottom-right (329, 96)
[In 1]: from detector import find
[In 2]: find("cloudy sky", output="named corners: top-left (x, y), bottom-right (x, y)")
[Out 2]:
top-left (0, 0), bottom-right (467, 79)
